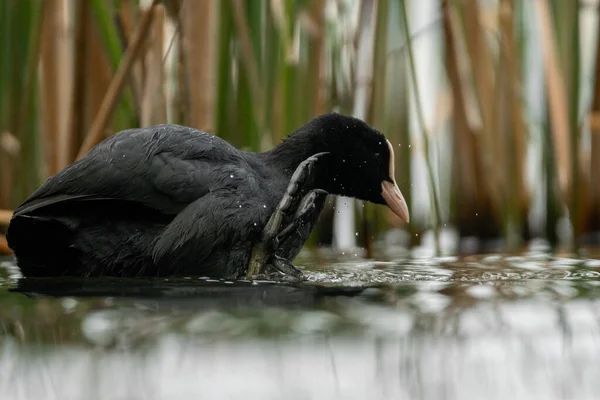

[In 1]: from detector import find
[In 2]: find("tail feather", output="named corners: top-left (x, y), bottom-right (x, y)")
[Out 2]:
top-left (7, 214), bottom-right (79, 276)
top-left (7, 200), bottom-right (172, 277)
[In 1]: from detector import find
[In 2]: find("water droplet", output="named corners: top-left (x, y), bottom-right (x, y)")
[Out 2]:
top-left (342, 159), bottom-right (345, 163)
top-left (341, 251), bottom-right (345, 255)
top-left (408, 144), bottom-right (411, 148)
top-left (354, 253), bottom-right (358, 257)
top-left (239, 205), bottom-right (242, 208)
top-left (476, 213), bottom-right (479, 216)
top-left (415, 233), bottom-right (419, 237)
top-left (253, 222), bottom-right (257, 226)
top-left (263, 204), bottom-right (266, 208)
top-left (230, 174), bottom-right (234, 178)
top-left (355, 232), bottom-right (359, 236)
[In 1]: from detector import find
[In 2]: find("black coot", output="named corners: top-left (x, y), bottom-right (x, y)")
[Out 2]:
top-left (6, 113), bottom-right (409, 279)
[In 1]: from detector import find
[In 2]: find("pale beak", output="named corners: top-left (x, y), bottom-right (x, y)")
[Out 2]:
top-left (382, 180), bottom-right (410, 223)
top-left (381, 140), bottom-right (410, 223)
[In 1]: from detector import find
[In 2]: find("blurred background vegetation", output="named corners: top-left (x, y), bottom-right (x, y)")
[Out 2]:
top-left (0, 0), bottom-right (599, 258)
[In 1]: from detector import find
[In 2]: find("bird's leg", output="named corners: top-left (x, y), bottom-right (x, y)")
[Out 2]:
top-left (246, 152), bottom-right (328, 280)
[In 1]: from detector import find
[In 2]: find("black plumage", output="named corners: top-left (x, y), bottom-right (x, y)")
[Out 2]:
top-left (7, 113), bottom-right (409, 279)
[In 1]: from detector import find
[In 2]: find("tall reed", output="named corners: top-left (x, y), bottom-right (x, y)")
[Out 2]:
top-left (1, 0), bottom-right (599, 257)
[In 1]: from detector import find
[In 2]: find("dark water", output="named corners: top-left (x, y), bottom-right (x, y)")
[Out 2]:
top-left (1, 249), bottom-right (600, 400)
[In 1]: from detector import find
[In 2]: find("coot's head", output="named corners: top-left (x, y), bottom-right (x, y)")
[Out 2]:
top-left (283, 113), bottom-right (410, 223)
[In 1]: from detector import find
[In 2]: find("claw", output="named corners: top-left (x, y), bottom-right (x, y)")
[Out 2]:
top-left (271, 235), bottom-right (280, 251)
top-left (295, 189), bottom-right (328, 218)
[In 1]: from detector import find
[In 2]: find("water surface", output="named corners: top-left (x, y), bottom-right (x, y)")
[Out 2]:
top-left (1, 250), bottom-right (600, 400)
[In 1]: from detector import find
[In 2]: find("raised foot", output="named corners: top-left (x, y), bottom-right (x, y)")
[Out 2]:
top-left (261, 152), bottom-right (329, 241)
top-left (247, 152), bottom-right (329, 279)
